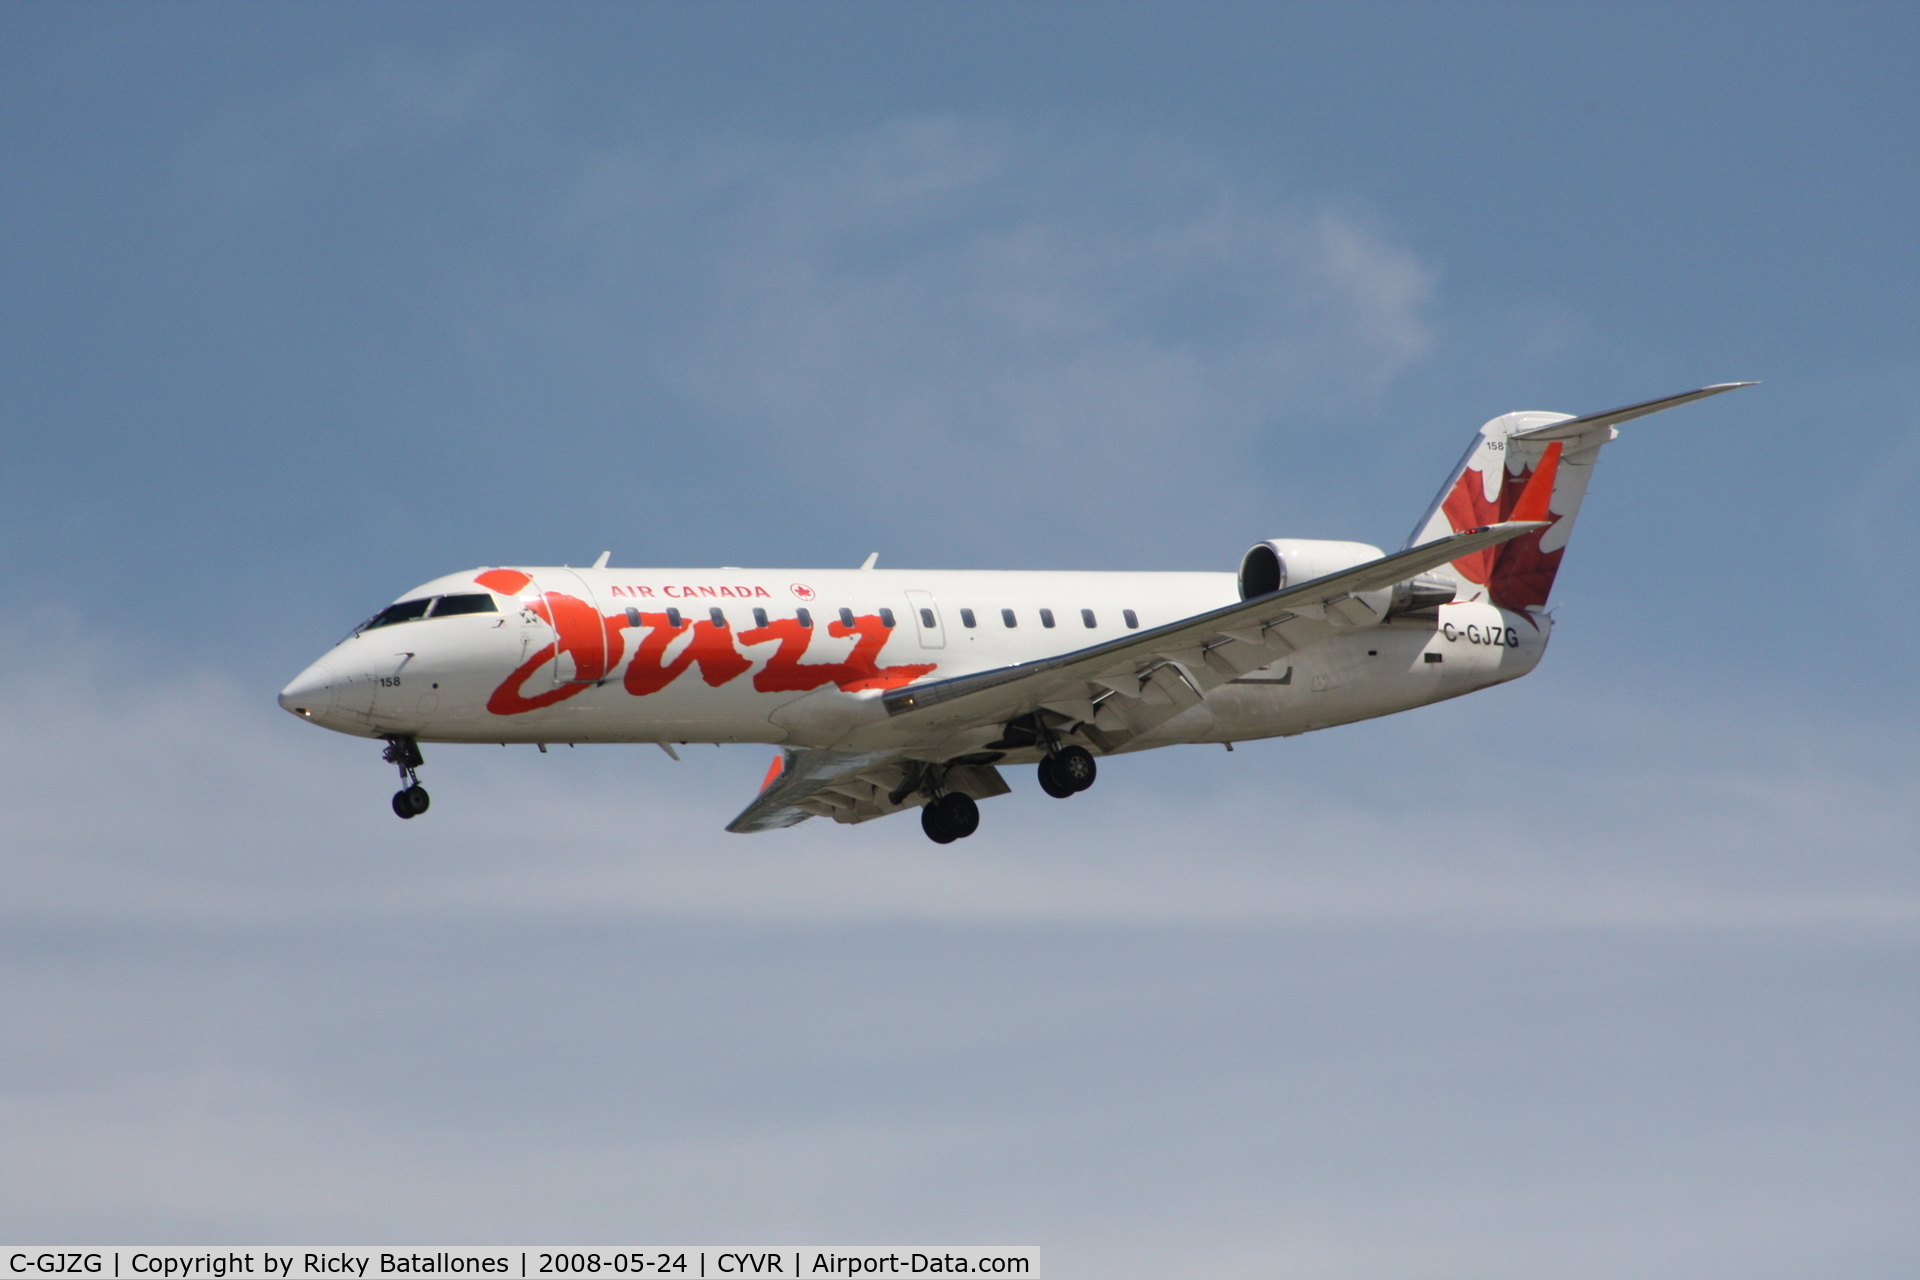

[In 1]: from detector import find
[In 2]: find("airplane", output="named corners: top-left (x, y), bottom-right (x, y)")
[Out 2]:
top-left (279, 383), bottom-right (1749, 842)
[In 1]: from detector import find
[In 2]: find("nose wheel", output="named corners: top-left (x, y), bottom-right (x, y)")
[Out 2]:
top-left (382, 736), bottom-right (430, 819)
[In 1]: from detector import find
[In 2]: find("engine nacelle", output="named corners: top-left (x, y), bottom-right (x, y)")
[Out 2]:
top-left (1238, 539), bottom-right (1383, 600)
top-left (1389, 574), bottom-right (1458, 615)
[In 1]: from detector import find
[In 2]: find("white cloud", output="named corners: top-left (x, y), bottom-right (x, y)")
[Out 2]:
top-left (441, 118), bottom-right (1437, 562)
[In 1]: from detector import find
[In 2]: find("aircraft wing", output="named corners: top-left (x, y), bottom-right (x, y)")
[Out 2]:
top-left (725, 746), bottom-right (1009, 832)
top-left (877, 519), bottom-right (1548, 738)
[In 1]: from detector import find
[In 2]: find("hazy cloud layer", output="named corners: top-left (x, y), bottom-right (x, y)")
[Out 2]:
top-left (3, 633), bottom-right (1911, 933)
top-left (4, 632), bottom-right (1912, 1272)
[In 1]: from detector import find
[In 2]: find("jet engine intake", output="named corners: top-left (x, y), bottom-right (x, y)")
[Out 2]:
top-left (1238, 539), bottom-right (1384, 600)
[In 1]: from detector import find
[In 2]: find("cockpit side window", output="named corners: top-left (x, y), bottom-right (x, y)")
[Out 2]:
top-left (428, 593), bottom-right (499, 617)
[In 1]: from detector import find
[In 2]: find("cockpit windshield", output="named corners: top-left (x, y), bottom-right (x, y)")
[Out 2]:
top-left (430, 593), bottom-right (499, 617)
top-left (353, 592), bottom-right (499, 636)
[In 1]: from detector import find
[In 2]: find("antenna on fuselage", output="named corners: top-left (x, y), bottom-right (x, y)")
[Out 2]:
top-left (592, 550), bottom-right (611, 569)
top-left (859, 552), bottom-right (878, 570)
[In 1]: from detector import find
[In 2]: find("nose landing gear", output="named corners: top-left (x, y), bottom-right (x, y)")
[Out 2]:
top-left (383, 736), bottom-right (430, 819)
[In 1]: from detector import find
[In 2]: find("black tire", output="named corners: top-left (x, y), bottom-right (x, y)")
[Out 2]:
top-left (1037, 756), bottom-right (1076, 799)
top-left (942, 792), bottom-right (980, 839)
top-left (1055, 745), bottom-right (1097, 792)
top-left (403, 785), bottom-right (431, 816)
top-left (392, 790), bottom-right (416, 819)
top-left (921, 799), bottom-right (958, 844)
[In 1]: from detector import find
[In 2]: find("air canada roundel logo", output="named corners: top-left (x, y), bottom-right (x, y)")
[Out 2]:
top-left (790, 583), bottom-right (816, 601)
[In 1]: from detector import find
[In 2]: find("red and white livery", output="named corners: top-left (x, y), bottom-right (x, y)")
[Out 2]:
top-left (280, 385), bottom-right (1748, 841)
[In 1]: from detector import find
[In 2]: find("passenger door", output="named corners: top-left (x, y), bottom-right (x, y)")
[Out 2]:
top-left (536, 568), bottom-right (609, 686)
top-left (904, 589), bottom-right (946, 650)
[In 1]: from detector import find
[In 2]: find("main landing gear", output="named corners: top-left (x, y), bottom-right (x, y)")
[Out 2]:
top-left (895, 761), bottom-right (983, 845)
top-left (1038, 745), bottom-right (1097, 799)
top-left (383, 736), bottom-right (430, 819)
top-left (921, 791), bottom-right (980, 844)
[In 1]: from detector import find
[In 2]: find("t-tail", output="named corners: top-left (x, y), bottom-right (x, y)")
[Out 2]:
top-left (1404, 383), bottom-right (1754, 617)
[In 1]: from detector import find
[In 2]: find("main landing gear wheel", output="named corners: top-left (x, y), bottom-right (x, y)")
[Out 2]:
top-left (1055, 745), bottom-right (1096, 791)
top-left (921, 792), bottom-right (980, 844)
top-left (1038, 745), bottom-right (1097, 797)
top-left (392, 785), bottom-right (430, 819)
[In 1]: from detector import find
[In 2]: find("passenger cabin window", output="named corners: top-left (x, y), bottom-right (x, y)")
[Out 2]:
top-left (430, 593), bottom-right (499, 618)
top-left (1123, 609), bottom-right (1139, 629)
top-left (709, 606), bottom-right (728, 628)
top-left (878, 608), bottom-right (896, 628)
top-left (960, 608), bottom-right (976, 628)
top-left (666, 607), bottom-right (683, 627)
top-left (1081, 609), bottom-right (1096, 628)
top-left (624, 607), bottom-right (641, 627)
top-left (797, 607), bottom-right (813, 629)
top-left (753, 607), bottom-right (769, 628)
top-left (839, 607), bottom-right (856, 628)
top-left (1001, 608), bottom-right (1017, 628)
top-left (919, 608), bottom-right (936, 628)
top-left (1039, 608), bottom-right (1056, 628)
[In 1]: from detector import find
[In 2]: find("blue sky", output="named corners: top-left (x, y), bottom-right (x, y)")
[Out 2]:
top-left (2, 4), bottom-right (1915, 1274)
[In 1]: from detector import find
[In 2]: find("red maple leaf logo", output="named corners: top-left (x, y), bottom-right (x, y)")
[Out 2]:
top-left (1439, 454), bottom-right (1564, 615)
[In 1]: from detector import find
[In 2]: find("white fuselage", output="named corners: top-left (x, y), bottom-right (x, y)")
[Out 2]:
top-left (279, 565), bottom-right (1548, 763)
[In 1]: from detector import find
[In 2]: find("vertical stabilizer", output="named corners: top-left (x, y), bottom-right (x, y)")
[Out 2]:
top-left (1404, 409), bottom-right (1599, 614)
top-left (1403, 384), bottom-right (1752, 614)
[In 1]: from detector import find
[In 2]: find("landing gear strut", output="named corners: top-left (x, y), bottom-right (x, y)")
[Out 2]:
top-left (1038, 744), bottom-right (1096, 798)
top-left (383, 736), bottom-right (430, 819)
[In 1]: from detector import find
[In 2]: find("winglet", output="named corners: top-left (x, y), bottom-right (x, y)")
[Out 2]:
top-left (1509, 441), bottom-right (1563, 523)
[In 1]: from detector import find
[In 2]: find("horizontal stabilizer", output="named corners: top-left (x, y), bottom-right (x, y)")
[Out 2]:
top-left (1509, 382), bottom-right (1754, 443)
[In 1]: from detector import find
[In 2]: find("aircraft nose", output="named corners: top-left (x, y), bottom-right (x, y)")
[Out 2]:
top-left (278, 659), bottom-right (339, 720)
